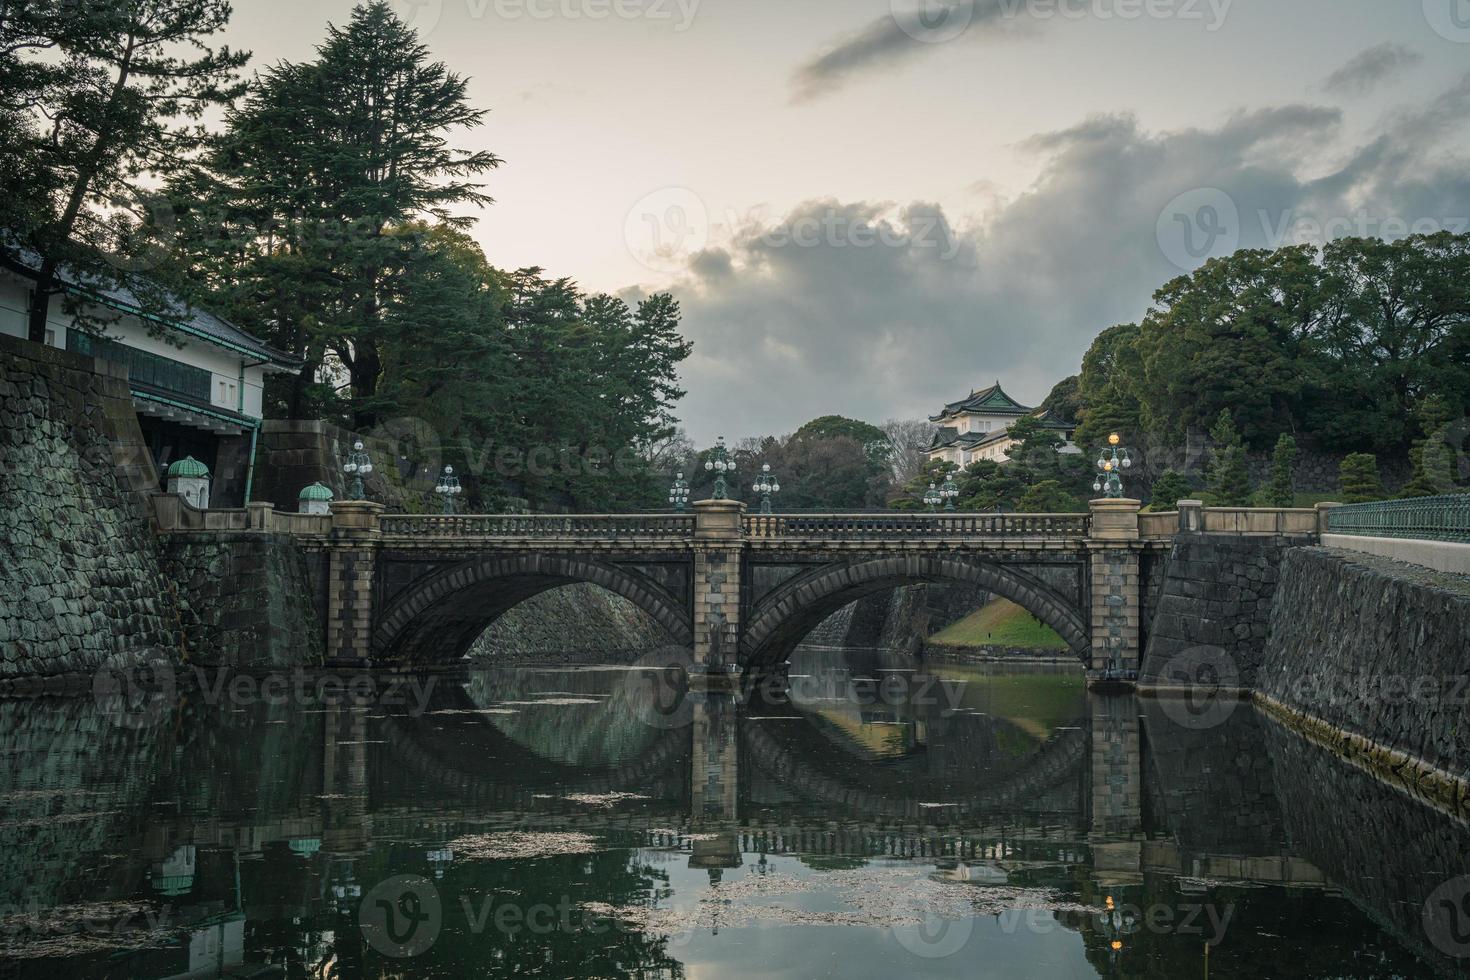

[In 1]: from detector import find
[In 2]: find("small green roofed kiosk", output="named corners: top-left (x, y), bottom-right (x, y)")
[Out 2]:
top-left (298, 481), bottom-right (335, 516)
top-left (166, 456), bottom-right (211, 510)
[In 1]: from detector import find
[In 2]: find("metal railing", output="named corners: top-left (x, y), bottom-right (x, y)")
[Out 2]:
top-left (379, 514), bottom-right (697, 539)
top-left (1325, 494), bottom-right (1470, 544)
top-left (743, 512), bottom-right (1090, 539)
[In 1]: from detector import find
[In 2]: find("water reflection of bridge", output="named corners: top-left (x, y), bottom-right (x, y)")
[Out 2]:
top-left (3, 669), bottom-right (1463, 978)
top-left (120, 682), bottom-right (1302, 894)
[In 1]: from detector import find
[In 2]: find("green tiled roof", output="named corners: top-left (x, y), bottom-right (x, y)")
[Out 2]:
top-left (298, 481), bottom-right (335, 502)
top-left (930, 382), bottom-right (1034, 421)
top-left (166, 456), bottom-right (210, 478)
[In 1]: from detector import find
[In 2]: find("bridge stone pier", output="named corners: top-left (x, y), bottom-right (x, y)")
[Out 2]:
top-left (289, 496), bottom-right (1329, 684)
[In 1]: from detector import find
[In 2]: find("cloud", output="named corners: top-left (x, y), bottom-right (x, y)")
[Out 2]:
top-left (790, 0), bottom-right (1031, 102)
top-left (657, 76), bottom-right (1470, 443)
top-left (1322, 43), bottom-right (1422, 97)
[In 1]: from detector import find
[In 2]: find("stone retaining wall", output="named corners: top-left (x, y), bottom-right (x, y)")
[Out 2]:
top-left (0, 334), bottom-right (183, 677)
top-left (160, 533), bottom-right (327, 668)
top-left (1138, 533), bottom-right (1314, 689)
top-left (468, 582), bottom-right (673, 661)
top-left (1259, 547), bottom-right (1470, 779)
top-left (251, 419), bottom-right (439, 514)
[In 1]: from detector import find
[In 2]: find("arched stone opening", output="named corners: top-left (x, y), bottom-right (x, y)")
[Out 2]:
top-left (372, 554), bottom-right (692, 665)
top-left (741, 555), bottom-right (1088, 671)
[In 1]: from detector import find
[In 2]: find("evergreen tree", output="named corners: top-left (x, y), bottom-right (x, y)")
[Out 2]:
top-left (1149, 470), bottom-right (1190, 510)
top-left (1015, 480), bottom-right (1082, 513)
top-left (183, 1), bottom-right (499, 421)
top-left (1074, 324), bottom-right (1145, 449)
top-left (1266, 433), bottom-right (1298, 507)
top-left (1207, 409), bottom-right (1252, 506)
top-left (1136, 247), bottom-right (1325, 449)
top-left (1400, 396), bottom-right (1456, 498)
top-left (0, 0), bottom-right (249, 342)
top-left (1338, 453), bottom-right (1385, 504)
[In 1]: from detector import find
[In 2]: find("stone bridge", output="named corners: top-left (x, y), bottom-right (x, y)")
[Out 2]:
top-left (299, 497), bottom-right (1332, 680)
top-left (150, 494), bottom-right (1330, 681)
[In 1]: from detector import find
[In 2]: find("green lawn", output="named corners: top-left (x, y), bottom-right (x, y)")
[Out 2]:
top-left (929, 598), bottom-right (1069, 650)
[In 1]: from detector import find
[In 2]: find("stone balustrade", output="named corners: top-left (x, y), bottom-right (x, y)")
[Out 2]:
top-left (150, 493), bottom-right (332, 536)
top-left (743, 512), bottom-right (1090, 540)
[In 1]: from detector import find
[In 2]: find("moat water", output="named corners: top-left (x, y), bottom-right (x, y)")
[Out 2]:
top-left (1, 649), bottom-right (1467, 978)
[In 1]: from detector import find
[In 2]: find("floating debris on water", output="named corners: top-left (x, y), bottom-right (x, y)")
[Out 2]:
top-left (494, 698), bottom-right (603, 706)
top-left (0, 811), bottom-right (119, 830)
top-left (449, 831), bottom-right (604, 861)
top-left (0, 901), bottom-right (178, 959)
top-left (426, 709), bottom-right (519, 716)
top-left (582, 868), bottom-right (1095, 933)
top-left (532, 792), bottom-right (649, 808)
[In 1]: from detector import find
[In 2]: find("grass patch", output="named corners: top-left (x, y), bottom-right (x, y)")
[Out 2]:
top-left (929, 598), bottom-right (1069, 651)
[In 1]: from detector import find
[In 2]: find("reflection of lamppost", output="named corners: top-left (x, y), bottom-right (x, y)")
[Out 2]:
top-left (427, 847), bottom-right (454, 880)
top-left (703, 436), bottom-right (737, 500)
top-left (1093, 433), bottom-right (1132, 499)
top-left (940, 474), bottom-right (960, 511)
top-left (752, 464), bottom-right (781, 514)
top-left (1097, 894), bottom-right (1136, 978)
top-left (669, 472), bottom-right (691, 512)
top-left (435, 465), bottom-right (462, 514)
top-left (923, 482), bottom-right (942, 511)
top-left (343, 441), bottom-right (373, 501)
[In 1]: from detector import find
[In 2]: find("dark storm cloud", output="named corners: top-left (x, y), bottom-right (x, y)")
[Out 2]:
top-left (790, 0), bottom-right (1026, 102)
top-left (1323, 42), bottom-right (1422, 96)
top-left (665, 76), bottom-right (1470, 440)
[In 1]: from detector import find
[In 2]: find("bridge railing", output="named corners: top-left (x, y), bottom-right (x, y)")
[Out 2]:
top-left (1324, 494), bottom-right (1470, 544)
top-left (743, 512), bottom-right (1091, 539)
top-left (379, 513), bottom-right (697, 539)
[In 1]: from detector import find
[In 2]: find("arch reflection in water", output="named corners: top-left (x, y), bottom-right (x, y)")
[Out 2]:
top-left (0, 654), bottom-right (1465, 978)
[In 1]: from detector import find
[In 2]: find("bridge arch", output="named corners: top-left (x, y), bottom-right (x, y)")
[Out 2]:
top-left (372, 554), bottom-right (693, 664)
top-left (741, 555), bottom-right (1088, 669)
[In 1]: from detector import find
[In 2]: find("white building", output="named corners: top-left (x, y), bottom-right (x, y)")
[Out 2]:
top-left (926, 382), bottom-right (1080, 468)
top-left (0, 252), bottom-right (300, 506)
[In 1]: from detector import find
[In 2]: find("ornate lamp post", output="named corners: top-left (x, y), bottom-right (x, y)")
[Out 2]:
top-left (940, 474), bottom-right (960, 511)
top-left (435, 465), bottom-right (462, 515)
top-left (1093, 433), bottom-right (1133, 499)
top-left (923, 482), bottom-right (943, 512)
top-left (669, 472), bottom-right (691, 512)
top-left (342, 440), bottom-right (373, 501)
top-left (703, 436), bottom-right (737, 500)
top-left (752, 464), bottom-right (781, 514)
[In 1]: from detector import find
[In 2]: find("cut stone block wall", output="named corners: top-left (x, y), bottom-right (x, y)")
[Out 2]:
top-left (1138, 533), bottom-right (1314, 689)
top-left (0, 334), bottom-right (182, 677)
top-left (1259, 547), bottom-right (1470, 777)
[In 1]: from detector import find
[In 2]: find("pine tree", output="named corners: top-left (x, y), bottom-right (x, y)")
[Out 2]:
top-left (1339, 453), bottom-right (1385, 504)
top-left (1266, 433), bottom-right (1298, 507)
top-left (1, 0), bottom-right (249, 342)
top-left (1207, 409), bottom-right (1253, 506)
top-left (185, 1), bottom-right (500, 422)
top-left (1400, 396), bottom-right (1454, 498)
top-left (1016, 480), bottom-right (1082, 514)
top-left (1149, 470), bottom-right (1191, 510)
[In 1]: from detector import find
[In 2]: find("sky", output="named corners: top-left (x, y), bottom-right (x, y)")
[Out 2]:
top-left (219, 0), bottom-right (1470, 443)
